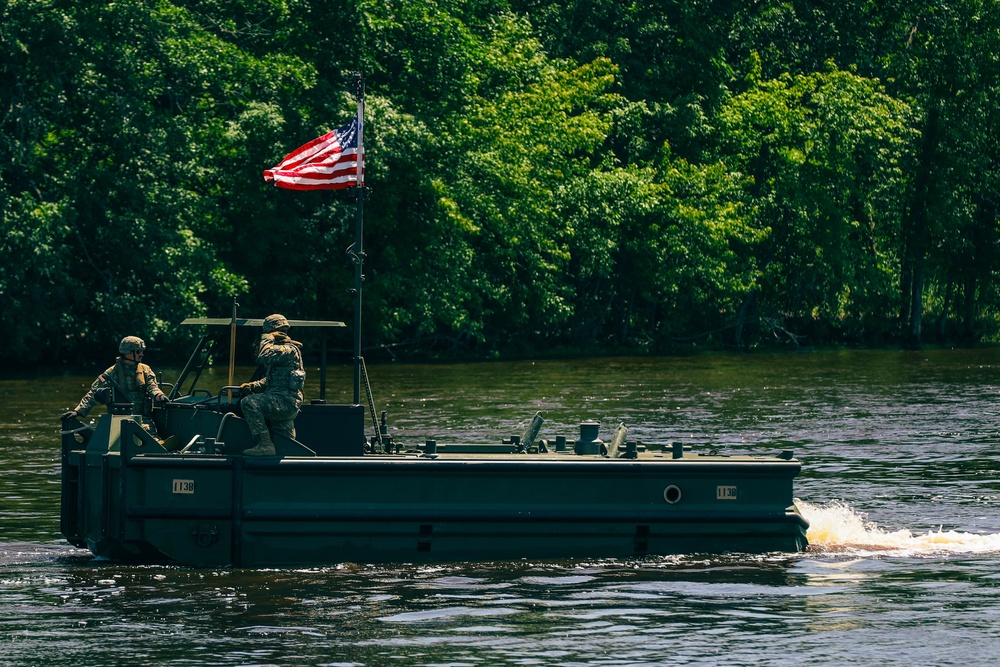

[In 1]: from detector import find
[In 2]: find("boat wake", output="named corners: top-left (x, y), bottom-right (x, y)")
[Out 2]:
top-left (0, 541), bottom-right (89, 566)
top-left (797, 500), bottom-right (1000, 556)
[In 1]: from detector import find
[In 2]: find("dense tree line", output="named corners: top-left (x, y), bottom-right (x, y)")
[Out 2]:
top-left (2, 0), bottom-right (999, 367)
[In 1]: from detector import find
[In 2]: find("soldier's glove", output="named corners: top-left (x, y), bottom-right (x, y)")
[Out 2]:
top-left (154, 393), bottom-right (168, 403)
top-left (61, 410), bottom-right (78, 420)
top-left (239, 382), bottom-right (254, 396)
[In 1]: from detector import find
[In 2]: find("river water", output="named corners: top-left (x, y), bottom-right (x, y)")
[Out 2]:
top-left (3, 349), bottom-right (1000, 666)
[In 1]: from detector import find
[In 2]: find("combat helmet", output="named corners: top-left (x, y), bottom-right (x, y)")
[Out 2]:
top-left (119, 336), bottom-right (146, 354)
top-left (262, 314), bottom-right (290, 333)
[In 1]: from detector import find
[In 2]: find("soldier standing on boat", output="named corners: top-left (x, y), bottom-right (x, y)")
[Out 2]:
top-left (62, 336), bottom-right (169, 436)
top-left (239, 314), bottom-right (305, 456)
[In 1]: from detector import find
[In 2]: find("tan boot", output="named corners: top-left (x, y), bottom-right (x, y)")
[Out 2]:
top-left (244, 431), bottom-right (276, 456)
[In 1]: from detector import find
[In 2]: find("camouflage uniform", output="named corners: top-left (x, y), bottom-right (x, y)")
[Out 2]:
top-left (72, 338), bottom-right (167, 436)
top-left (241, 324), bottom-right (305, 440)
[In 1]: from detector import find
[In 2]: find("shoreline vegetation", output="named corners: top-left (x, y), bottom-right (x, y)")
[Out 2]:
top-left (39, 339), bottom-right (998, 379)
top-left (5, 2), bottom-right (1000, 368)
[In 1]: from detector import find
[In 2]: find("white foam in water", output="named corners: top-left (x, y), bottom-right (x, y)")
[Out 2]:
top-left (797, 500), bottom-right (1000, 556)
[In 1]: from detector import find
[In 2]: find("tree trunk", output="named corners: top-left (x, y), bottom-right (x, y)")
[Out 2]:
top-left (963, 274), bottom-right (977, 341)
top-left (734, 289), bottom-right (758, 346)
top-left (936, 278), bottom-right (953, 341)
top-left (909, 267), bottom-right (924, 345)
top-left (899, 260), bottom-right (912, 333)
top-left (902, 104), bottom-right (941, 347)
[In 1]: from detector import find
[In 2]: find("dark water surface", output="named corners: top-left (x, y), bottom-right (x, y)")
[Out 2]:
top-left (3, 349), bottom-right (1000, 666)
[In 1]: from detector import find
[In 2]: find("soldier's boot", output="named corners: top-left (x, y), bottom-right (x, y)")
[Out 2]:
top-left (244, 431), bottom-right (277, 456)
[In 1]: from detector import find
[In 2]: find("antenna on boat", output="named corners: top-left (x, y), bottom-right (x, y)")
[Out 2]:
top-left (344, 74), bottom-right (384, 450)
top-left (350, 72), bottom-right (365, 406)
top-left (347, 74), bottom-right (384, 451)
top-left (228, 296), bottom-right (238, 389)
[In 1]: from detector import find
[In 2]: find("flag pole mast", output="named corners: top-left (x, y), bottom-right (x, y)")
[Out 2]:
top-left (351, 73), bottom-right (365, 406)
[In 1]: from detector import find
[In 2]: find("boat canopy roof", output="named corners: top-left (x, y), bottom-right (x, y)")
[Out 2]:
top-left (181, 318), bottom-right (346, 328)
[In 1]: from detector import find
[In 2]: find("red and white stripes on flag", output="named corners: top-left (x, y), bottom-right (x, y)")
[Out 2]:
top-left (263, 115), bottom-right (363, 190)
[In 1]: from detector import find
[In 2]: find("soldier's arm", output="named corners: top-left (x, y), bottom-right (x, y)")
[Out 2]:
top-left (143, 366), bottom-right (168, 401)
top-left (74, 369), bottom-right (114, 417)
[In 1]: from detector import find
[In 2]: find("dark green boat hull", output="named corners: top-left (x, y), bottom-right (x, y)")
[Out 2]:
top-left (61, 410), bottom-right (808, 567)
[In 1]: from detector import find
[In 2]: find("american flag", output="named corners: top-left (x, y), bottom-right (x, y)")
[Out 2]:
top-left (263, 115), bottom-right (364, 190)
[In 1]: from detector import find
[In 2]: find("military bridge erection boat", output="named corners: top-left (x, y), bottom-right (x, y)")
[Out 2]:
top-left (58, 328), bottom-right (809, 567)
top-left (58, 75), bottom-right (808, 567)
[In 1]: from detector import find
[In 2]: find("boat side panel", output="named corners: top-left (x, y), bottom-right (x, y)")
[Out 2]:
top-left (234, 458), bottom-right (805, 565)
top-left (96, 455), bottom-right (806, 566)
top-left (240, 515), bottom-right (807, 565)
top-left (124, 460), bottom-right (237, 566)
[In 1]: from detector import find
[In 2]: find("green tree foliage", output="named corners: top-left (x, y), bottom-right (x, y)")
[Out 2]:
top-left (360, 10), bottom-right (627, 352)
top-left (0, 0), bottom-right (315, 361)
top-left (882, 0), bottom-right (1000, 342)
top-left (2, 0), bottom-right (1000, 367)
top-left (725, 0), bottom-right (1000, 342)
top-left (719, 66), bottom-right (914, 343)
top-left (436, 52), bottom-right (622, 350)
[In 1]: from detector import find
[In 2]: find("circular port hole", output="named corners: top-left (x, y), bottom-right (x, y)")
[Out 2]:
top-left (663, 484), bottom-right (682, 504)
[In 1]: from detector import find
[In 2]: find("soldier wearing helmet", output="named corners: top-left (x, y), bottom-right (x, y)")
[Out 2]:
top-left (62, 335), bottom-right (169, 435)
top-left (239, 314), bottom-right (305, 456)
top-left (262, 314), bottom-right (289, 333)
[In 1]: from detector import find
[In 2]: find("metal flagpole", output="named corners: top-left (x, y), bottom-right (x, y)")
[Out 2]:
top-left (228, 296), bottom-right (238, 387)
top-left (352, 74), bottom-right (365, 405)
